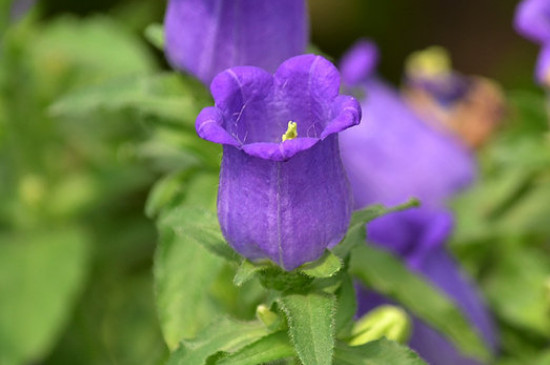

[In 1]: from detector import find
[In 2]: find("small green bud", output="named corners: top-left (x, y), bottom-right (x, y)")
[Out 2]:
top-left (282, 121), bottom-right (298, 142)
top-left (256, 304), bottom-right (279, 328)
top-left (349, 305), bottom-right (411, 346)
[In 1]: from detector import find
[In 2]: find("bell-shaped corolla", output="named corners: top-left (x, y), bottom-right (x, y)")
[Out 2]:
top-left (196, 54), bottom-right (361, 270)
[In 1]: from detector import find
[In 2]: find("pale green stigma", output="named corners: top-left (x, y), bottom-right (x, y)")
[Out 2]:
top-left (282, 121), bottom-right (298, 142)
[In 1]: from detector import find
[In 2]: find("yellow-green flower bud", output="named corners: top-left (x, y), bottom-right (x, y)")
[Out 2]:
top-left (349, 305), bottom-right (411, 346)
top-left (256, 304), bottom-right (280, 328)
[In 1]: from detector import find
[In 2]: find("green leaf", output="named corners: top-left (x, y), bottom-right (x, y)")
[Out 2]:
top-left (279, 292), bottom-right (336, 365)
top-left (334, 338), bottom-right (426, 365)
top-left (334, 274), bottom-right (358, 337)
top-left (29, 16), bottom-right (155, 83)
top-left (181, 172), bottom-right (219, 211)
top-left (484, 247), bottom-right (550, 337)
top-left (166, 317), bottom-right (270, 365)
top-left (146, 170), bottom-right (219, 218)
top-left (159, 206), bottom-right (239, 263)
top-left (145, 172), bottom-right (188, 218)
top-left (216, 331), bottom-right (296, 365)
top-left (333, 199), bottom-right (420, 259)
top-left (154, 218), bottom-right (226, 349)
top-left (50, 72), bottom-right (209, 127)
top-left (349, 244), bottom-right (490, 362)
top-left (299, 250), bottom-right (343, 278)
top-left (0, 228), bottom-right (90, 365)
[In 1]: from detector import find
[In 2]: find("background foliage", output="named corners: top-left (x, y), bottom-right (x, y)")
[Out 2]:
top-left (1, 0), bottom-right (549, 364)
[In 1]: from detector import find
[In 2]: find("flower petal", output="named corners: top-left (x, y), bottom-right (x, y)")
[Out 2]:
top-left (321, 95), bottom-right (362, 138)
top-left (339, 39), bottom-right (379, 86)
top-left (339, 79), bottom-right (475, 209)
top-left (218, 136), bottom-right (352, 270)
top-left (210, 66), bottom-right (276, 144)
top-left (165, 0), bottom-right (308, 84)
top-left (241, 138), bottom-right (319, 161)
top-left (535, 44), bottom-right (550, 86)
top-left (273, 55), bottom-right (342, 138)
top-left (196, 106), bottom-right (240, 146)
top-left (367, 208), bottom-right (453, 269)
top-left (514, 0), bottom-right (550, 44)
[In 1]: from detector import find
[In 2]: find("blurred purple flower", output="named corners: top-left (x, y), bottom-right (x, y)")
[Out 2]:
top-left (339, 41), bottom-right (497, 364)
top-left (164, 0), bottom-right (308, 84)
top-left (9, 0), bottom-right (36, 21)
top-left (196, 55), bottom-right (361, 270)
top-left (536, 44), bottom-right (550, 85)
top-left (340, 39), bottom-right (379, 87)
top-left (514, 0), bottom-right (550, 45)
top-left (514, 0), bottom-right (550, 86)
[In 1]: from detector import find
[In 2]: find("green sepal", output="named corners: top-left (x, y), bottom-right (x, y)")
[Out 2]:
top-left (299, 250), bottom-right (343, 278)
top-left (234, 259), bottom-right (266, 287)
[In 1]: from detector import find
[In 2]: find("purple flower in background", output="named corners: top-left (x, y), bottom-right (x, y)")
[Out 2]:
top-left (196, 55), bottom-right (361, 270)
top-left (515, 0), bottom-right (550, 86)
top-left (340, 39), bottom-right (379, 87)
top-left (514, 0), bottom-right (550, 45)
top-left (402, 46), bottom-right (505, 149)
top-left (9, 0), bottom-right (36, 21)
top-left (536, 44), bottom-right (550, 85)
top-left (339, 41), bottom-right (497, 364)
top-left (164, 0), bottom-right (308, 84)
top-left (338, 74), bottom-right (475, 210)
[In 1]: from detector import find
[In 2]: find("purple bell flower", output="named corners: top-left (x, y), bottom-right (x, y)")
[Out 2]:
top-left (339, 41), bottom-right (497, 364)
top-left (514, 0), bottom-right (550, 45)
top-left (338, 78), bottom-right (475, 210)
top-left (196, 54), bottom-right (361, 270)
top-left (164, 0), bottom-right (308, 84)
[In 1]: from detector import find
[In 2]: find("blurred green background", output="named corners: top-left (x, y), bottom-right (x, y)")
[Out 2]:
top-left (1, 0), bottom-right (549, 364)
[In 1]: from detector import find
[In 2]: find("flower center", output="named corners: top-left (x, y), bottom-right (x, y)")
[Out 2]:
top-left (281, 121), bottom-right (298, 142)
